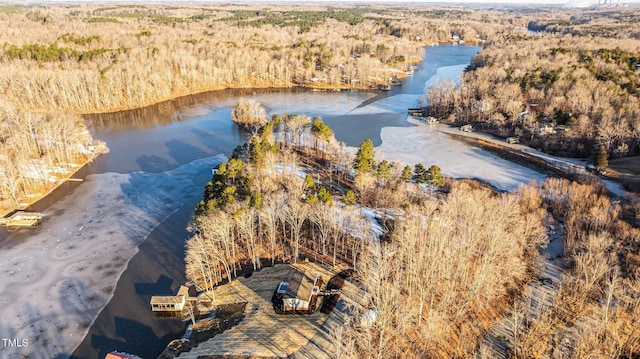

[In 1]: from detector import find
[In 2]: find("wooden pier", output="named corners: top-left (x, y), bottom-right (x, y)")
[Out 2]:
top-left (0, 211), bottom-right (43, 228)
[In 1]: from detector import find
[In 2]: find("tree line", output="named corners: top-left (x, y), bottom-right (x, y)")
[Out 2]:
top-left (185, 101), bottom-right (555, 357)
top-left (0, 3), bottom-right (506, 114)
top-left (426, 12), bottom-right (640, 160)
top-left (0, 103), bottom-right (105, 213)
top-left (0, 2), bottom-right (526, 210)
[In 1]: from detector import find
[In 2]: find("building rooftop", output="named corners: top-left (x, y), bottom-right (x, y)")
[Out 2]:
top-left (150, 285), bottom-right (189, 304)
top-left (284, 270), bottom-right (319, 303)
top-left (150, 295), bottom-right (185, 305)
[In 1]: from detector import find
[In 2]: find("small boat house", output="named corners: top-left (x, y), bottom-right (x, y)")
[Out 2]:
top-left (389, 75), bottom-right (402, 86)
top-left (150, 285), bottom-right (189, 312)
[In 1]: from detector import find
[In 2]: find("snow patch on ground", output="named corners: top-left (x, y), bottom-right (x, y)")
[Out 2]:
top-left (0, 154), bottom-right (226, 359)
top-left (274, 163), bottom-right (307, 179)
top-left (360, 207), bottom-right (385, 240)
top-left (601, 179), bottom-right (627, 197)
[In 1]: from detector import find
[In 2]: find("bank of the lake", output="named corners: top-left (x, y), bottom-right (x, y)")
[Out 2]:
top-left (82, 46), bottom-right (483, 358)
top-left (70, 167), bottom-right (213, 359)
top-left (0, 142), bottom-right (108, 219)
top-left (2, 45), bottom-right (520, 359)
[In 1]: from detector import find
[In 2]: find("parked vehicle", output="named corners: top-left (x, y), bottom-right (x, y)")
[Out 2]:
top-left (586, 163), bottom-right (607, 176)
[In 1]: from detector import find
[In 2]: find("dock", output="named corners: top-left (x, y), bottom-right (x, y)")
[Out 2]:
top-left (408, 107), bottom-right (426, 117)
top-left (424, 116), bottom-right (440, 125)
top-left (0, 211), bottom-right (43, 228)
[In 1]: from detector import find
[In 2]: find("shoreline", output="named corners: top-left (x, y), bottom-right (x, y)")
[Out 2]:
top-left (72, 77), bottom-right (403, 117)
top-left (66, 155), bottom-right (227, 358)
top-left (0, 154), bottom-right (227, 359)
top-left (0, 43), bottom-right (457, 219)
top-left (433, 123), bottom-right (628, 196)
top-left (0, 142), bottom-right (109, 219)
top-left (48, 48), bottom-right (439, 117)
top-left (374, 117), bottom-right (547, 191)
top-left (444, 131), bottom-right (571, 177)
top-left (66, 49), bottom-right (440, 117)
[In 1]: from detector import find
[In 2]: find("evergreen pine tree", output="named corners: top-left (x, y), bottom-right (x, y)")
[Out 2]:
top-left (427, 165), bottom-right (445, 187)
top-left (594, 144), bottom-right (608, 168)
top-left (414, 163), bottom-right (428, 184)
top-left (318, 187), bottom-right (333, 203)
top-left (249, 136), bottom-right (265, 167)
top-left (303, 174), bottom-right (315, 190)
top-left (342, 190), bottom-right (357, 205)
top-left (311, 117), bottom-right (333, 154)
top-left (401, 165), bottom-right (413, 182)
top-left (375, 160), bottom-right (391, 181)
top-left (354, 139), bottom-right (375, 175)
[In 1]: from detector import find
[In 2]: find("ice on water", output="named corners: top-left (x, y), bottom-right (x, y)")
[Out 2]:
top-left (0, 154), bottom-right (226, 358)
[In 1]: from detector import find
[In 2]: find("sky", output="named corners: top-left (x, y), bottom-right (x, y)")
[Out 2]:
top-left (0, 0), bottom-right (603, 4)
top-left (2, 0), bottom-right (632, 7)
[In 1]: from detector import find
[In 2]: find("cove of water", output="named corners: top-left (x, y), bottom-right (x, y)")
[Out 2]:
top-left (1, 45), bottom-right (542, 359)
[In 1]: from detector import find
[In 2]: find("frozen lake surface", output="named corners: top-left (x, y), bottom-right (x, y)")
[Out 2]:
top-left (0, 155), bottom-right (225, 359)
top-left (1, 45), bottom-right (549, 359)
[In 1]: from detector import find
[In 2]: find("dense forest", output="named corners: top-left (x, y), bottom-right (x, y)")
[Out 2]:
top-left (5, 4), bottom-right (639, 213)
top-left (0, 3), bottom-right (498, 212)
top-left (186, 108), bottom-right (640, 357)
top-left (426, 8), bottom-right (640, 160)
top-left (0, 4), bottom-right (497, 113)
top-left (1, 2), bottom-right (634, 356)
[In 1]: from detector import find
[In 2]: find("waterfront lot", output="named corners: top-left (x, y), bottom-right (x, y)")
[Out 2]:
top-left (181, 262), bottom-right (366, 359)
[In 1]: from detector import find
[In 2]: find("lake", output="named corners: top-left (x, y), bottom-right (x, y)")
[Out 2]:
top-left (0, 45), bottom-right (545, 359)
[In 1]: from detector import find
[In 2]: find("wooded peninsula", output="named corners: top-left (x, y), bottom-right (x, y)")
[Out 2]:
top-left (181, 101), bottom-right (640, 357)
top-left (2, 3), bottom-right (640, 210)
top-left (0, 3), bottom-right (639, 358)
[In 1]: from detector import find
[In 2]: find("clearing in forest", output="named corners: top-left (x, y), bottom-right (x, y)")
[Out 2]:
top-left (180, 262), bottom-right (367, 359)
